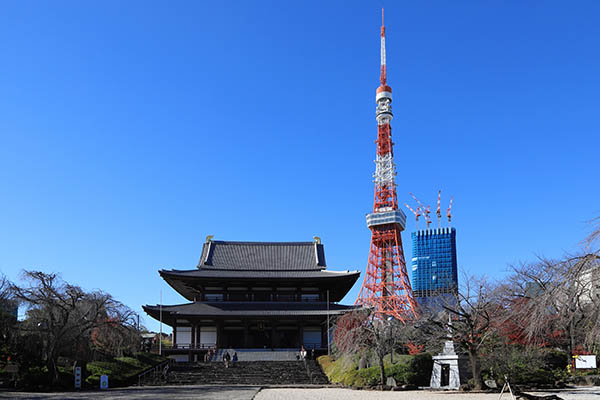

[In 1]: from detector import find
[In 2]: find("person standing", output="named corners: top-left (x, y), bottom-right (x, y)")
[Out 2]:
top-left (223, 351), bottom-right (231, 368)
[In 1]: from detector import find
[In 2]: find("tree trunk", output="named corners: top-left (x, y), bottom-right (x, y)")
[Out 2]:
top-left (46, 357), bottom-right (59, 386)
top-left (378, 353), bottom-right (386, 386)
top-left (569, 319), bottom-right (575, 357)
top-left (468, 349), bottom-right (483, 390)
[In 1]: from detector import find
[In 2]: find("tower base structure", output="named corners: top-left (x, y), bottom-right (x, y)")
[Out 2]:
top-left (356, 211), bottom-right (418, 322)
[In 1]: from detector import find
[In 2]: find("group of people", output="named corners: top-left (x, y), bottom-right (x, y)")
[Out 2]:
top-left (222, 350), bottom-right (238, 368)
top-left (206, 345), bottom-right (314, 366)
top-left (204, 346), bottom-right (217, 362)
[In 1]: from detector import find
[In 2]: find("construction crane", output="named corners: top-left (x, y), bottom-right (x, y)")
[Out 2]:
top-left (447, 196), bottom-right (453, 226)
top-left (404, 203), bottom-right (421, 230)
top-left (409, 192), bottom-right (432, 229)
top-left (436, 190), bottom-right (442, 228)
top-left (422, 205), bottom-right (432, 229)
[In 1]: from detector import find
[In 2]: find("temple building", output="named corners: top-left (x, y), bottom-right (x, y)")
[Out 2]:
top-left (143, 237), bottom-right (360, 361)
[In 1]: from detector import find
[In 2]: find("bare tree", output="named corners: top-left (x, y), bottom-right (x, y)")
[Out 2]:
top-left (505, 254), bottom-right (600, 355)
top-left (333, 308), bottom-right (398, 386)
top-left (91, 317), bottom-right (139, 357)
top-left (11, 271), bottom-right (137, 384)
top-left (584, 216), bottom-right (600, 250)
top-left (422, 274), bottom-right (501, 390)
top-left (0, 275), bottom-right (18, 359)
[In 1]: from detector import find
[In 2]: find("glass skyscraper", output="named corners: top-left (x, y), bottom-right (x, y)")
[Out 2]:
top-left (411, 227), bottom-right (458, 309)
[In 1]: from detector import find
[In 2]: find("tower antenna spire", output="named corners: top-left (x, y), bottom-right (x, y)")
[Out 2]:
top-left (380, 7), bottom-right (387, 86)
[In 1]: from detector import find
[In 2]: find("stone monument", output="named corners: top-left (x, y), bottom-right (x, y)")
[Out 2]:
top-left (430, 317), bottom-right (470, 389)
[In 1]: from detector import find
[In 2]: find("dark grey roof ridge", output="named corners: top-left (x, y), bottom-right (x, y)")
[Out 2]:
top-left (160, 267), bottom-right (358, 274)
top-left (209, 240), bottom-right (315, 245)
top-left (144, 301), bottom-right (358, 308)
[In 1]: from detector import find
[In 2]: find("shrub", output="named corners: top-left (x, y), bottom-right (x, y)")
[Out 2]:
top-left (544, 350), bottom-right (569, 370)
top-left (409, 353), bottom-right (433, 386)
top-left (356, 365), bottom-right (382, 386)
top-left (18, 366), bottom-right (50, 390)
top-left (319, 353), bottom-right (433, 388)
top-left (385, 362), bottom-right (413, 385)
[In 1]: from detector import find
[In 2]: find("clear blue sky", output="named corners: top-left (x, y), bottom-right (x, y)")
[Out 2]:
top-left (1, 1), bottom-right (599, 332)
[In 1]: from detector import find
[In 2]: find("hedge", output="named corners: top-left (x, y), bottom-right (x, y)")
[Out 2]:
top-left (318, 353), bottom-right (432, 388)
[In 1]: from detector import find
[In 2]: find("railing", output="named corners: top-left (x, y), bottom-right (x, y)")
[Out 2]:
top-left (162, 343), bottom-right (216, 350)
top-left (137, 358), bottom-right (173, 386)
top-left (302, 342), bottom-right (322, 350)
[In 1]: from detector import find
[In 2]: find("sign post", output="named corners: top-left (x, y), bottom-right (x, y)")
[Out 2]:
top-left (574, 355), bottom-right (597, 369)
top-left (100, 374), bottom-right (109, 390)
top-left (74, 366), bottom-right (81, 389)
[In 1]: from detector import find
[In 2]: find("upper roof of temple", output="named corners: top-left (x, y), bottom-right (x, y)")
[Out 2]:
top-left (157, 239), bottom-right (360, 302)
top-left (197, 241), bottom-right (326, 271)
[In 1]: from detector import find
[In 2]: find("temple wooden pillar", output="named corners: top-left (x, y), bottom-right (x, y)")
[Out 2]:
top-left (271, 323), bottom-right (277, 349)
top-left (216, 320), bottom-right (224, 348)
top-left (243, 320), bottom-right (250, 348)
top-left (298, 323), bottom-right (304, 348)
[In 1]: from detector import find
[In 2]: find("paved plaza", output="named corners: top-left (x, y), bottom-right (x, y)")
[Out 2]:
top-left (0, 385), bottom-right (260, 400)
top-left (1, 386), bottom-right (599, 400)
top-left (255, 387), bottom-right (600, 400)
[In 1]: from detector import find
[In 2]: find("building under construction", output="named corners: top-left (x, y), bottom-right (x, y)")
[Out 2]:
top-left (404, 191), bottom-right (458, 310)
top-left (411, 227), bottom-right (458, 309)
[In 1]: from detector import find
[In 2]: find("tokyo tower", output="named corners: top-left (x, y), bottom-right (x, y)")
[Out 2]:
top-left (355, 11), bottom-right (418, 322)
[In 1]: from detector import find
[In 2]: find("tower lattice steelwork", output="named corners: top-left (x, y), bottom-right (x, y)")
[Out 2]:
top-left (355, 13), bottom-right (418, 322)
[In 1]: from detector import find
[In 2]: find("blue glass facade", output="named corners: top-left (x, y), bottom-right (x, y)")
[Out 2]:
top-left (411, 227), bottom-right (458, 308)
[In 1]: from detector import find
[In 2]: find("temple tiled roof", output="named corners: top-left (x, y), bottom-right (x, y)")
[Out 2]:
top-left (143, 301), bottom-right (358, 318)
top-left (159, 267), bottom-right (360, 303)
top-left (198, 241), bottom-right (326, 271)
top-left (161, 268), bottom-right (358, 280)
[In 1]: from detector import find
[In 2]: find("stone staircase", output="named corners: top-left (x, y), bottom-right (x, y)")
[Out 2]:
top-left (305, 359), bottom-right (329, 384)
top-left (167, 360), bottom-right (328, 385)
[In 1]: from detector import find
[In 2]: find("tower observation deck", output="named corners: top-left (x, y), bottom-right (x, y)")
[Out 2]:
top-left (355, 11), bottom-right (418, 322)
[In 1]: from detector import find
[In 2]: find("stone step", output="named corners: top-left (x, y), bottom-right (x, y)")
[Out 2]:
top-left (165, 361), bottom-right (319, 385)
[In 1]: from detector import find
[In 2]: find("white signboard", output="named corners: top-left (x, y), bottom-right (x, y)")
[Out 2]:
top-left (100, 374), bottom-right (109, 389)
top-left (575, 355), bottom-right (597, 369)
top-left (74, 366), bottom-right (81, 389)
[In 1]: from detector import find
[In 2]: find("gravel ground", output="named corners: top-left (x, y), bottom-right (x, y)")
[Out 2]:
top-left (254, 387), bottom-right (600, 400)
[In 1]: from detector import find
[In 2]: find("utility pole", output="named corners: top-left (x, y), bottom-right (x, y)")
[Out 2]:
top-left (327, 290), bottom-right (330, 356)
top-left (159, 289), bottom-right (163, 356)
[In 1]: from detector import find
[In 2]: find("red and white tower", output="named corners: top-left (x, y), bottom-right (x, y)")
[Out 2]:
top-left (356, 12), bottom-right (418, 322)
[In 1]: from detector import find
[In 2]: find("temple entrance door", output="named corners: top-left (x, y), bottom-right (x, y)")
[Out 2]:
top-left (249, 322), bottom-right (271, 348)
top-left (441, 364), bottom-right (450, 387)
top-left (277, 327), bottom-right (299, 348)
top-left (222, 328), bottom-right (244, 348)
